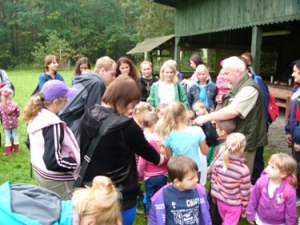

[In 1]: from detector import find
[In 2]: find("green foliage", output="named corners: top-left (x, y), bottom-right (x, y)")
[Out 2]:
top-left (31, 31), bottom-right (76, 66)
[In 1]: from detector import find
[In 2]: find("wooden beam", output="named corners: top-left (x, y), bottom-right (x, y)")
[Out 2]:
top-left (251, 26), bottom-right (263, 74)
top-left (175, 37), bottom-right (181, 71)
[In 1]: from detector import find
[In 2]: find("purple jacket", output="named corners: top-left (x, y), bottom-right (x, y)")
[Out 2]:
top-left (246, 172), bottom-right (296, 225)
top-left (285, 90), bottom-right (300, 135)
top-left (148, 183), bottom-right (212, 225)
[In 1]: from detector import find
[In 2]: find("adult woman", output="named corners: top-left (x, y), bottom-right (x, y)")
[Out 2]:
top-left (147, 61), bottom-right (188, 108)
top-left (285, 59), bottom-right (300, 206)
top-left (139, 61), bottom-right (158, 101)
top-left (38, 55), bottom-right (65, 90)
top-left (116, 57), bottom-right (137, 78)
top-left (188, 64), bottom-right (218, 111)
top-left (0, 176), bottom-right (122, 225)
top-left (189, 53), bottom-right (204, 80)
top-left (74, 57), bottom-right (91, 76)
top-left (78, 75), bottom-right (165, 225)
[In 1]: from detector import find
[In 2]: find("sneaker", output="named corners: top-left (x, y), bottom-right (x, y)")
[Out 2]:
top-left (296, 198), bottom-right (300, 207)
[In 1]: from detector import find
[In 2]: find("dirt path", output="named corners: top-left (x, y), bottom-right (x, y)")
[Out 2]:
top-left (265, 109), bottom-right (291, 155)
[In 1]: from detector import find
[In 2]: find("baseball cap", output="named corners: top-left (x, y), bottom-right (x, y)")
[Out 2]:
top-left (41, 80), bottom-right (78, 101)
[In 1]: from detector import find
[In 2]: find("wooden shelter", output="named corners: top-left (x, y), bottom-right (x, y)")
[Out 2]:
top-left (152, 0), bottom-right (300, 83)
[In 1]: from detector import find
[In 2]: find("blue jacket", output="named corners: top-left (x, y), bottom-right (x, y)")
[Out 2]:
top-left (38, 72), bottom-right (65, 90)
top-left (187, 79), bottom-right (218, 111)
top-left (0, 181), bottom-right (73, 225)
top-left (148, 183), bottom-right (212, 225)
top-left (252, 74), bottom-right (270, 124)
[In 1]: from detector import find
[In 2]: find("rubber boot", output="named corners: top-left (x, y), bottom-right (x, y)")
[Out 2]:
top-left (3, 145), bottom-right (12, 156)
top-left (14, 143), bottom-right (19, 153)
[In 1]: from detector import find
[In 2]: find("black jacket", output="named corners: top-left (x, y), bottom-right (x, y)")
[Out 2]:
top-left (79, 105), bottom-right (161, 210)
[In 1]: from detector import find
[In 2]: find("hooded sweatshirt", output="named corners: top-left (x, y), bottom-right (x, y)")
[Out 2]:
top-left (28, 109), bottom-right (80, 181)
top-left (59, 73), bottom-right (106, 142)
top-left (79, 105), bottom-right (161, 210)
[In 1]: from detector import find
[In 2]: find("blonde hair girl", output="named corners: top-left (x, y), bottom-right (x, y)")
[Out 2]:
top-left (210, 133), bottom-right (251, 224)
top-left (160, 101), bottom-right (208, 175)
top-left (147, 61), bottom-right (188, 108)
top-left (246, 153), bottom-right (297, 224)
top-left (0, 88), bottom-right (20, 156)
top-left (73, 176), bottom-right (122, 225)
top-left (23, 80), bottom-right (80, 199)
top-left (133, 101), bottom-right (152, 128)
top-left (222, 132), bottom-right (246, 171)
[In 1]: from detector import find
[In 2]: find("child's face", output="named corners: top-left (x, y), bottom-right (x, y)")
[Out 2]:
top-left (266, 162), bottom-right (286, 180)
top-left (216, 124), bottom-right (225, 137)
top-left (175, 170), bottom-right (198, 191)
top-left (193, 106), bottom-right (207, 116)
top-left (157, 108), bottom-right (165, 119)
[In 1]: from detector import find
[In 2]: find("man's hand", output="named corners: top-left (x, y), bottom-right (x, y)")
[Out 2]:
top-left (286, 134), bottom-right (292, 144)
top-left (195, 115), bottom-right (207, 126)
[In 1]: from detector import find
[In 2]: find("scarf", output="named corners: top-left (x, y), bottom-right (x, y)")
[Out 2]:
top-left (292, 84), bottom-right (300, 94)
top-left (297, 97), bottom-right (300, 122)
top-left (194, 79), bottom-right (212, 109)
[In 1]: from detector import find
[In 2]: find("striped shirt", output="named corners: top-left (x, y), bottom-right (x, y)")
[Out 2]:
top-left (211, 156), bottom-right (251, 211)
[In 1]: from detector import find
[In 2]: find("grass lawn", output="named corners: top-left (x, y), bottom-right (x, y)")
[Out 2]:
top-left (1, 69), bottom-right (298, 224)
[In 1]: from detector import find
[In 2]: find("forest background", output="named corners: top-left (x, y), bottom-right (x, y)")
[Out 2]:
top-left (0, 0), bottom-right (183, 70)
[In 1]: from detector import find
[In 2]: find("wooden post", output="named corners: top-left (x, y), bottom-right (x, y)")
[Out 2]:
top-left (175, 36), bottom-right (181, 71)
top-left (251, 26), bottom-right (262, 74)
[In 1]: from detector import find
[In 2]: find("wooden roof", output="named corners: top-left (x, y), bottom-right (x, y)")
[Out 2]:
top-left (153, 0), bottom-right (300, 37)
top-left (127, 34), bottom-right (175, 54)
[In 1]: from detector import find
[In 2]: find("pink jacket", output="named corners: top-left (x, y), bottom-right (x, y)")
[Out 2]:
top-left (28, 109), bottom-right (80, 181)
top-left (0, 101), bottom-right (19, 129)
top-left (216, 72), bottom-right (230, 96)
top-left (138, 139), bottom-right (168, 181)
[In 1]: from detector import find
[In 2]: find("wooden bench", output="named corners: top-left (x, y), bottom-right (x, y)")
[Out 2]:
top-left (266, 82), bottom-right (292, 124)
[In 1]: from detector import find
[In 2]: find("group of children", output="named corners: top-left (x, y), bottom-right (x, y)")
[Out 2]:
top-left (133, 99), bottom-right (298, 225)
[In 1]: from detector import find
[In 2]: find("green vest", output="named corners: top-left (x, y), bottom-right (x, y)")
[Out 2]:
top-left (222, 75), bottom-right (268, 151)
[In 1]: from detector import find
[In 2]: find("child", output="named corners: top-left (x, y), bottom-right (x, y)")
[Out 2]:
top-left (207, 119), bottom-right (236, 225)
top-left (23, 80), bottom-right (80, 199)
top-left (193, 101), bottom-right (218, 165)
top-left (215, 60), bottom-right (231, 105)
top-left (186, 110), bottom-right (195, 126)
top-left (148, 154), bottom-right (211, 225)
top-left (155, 103), bottom-right (167, 119)
top-left (143, 111), bottom-right (159, 141)
top-left (138, 112), bottom-right (168, 216)
top-left (133, 101), bottom-right (152, 128)
top-left (211, 133), bottom-right (251, 225)
top-left (161, 101), bottom-right (208, 179)
top-left (0, 88), bottom-right (20, 156)
top-left (246, 153), bottom-right (297, 225)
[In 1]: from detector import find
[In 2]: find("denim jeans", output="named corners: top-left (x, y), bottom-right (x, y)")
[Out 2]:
top-left (4, 128), bottom-right (19, 145)
top-left (145, 175), bottom-right (167, 214)
top-left (121, 206), bottom-right (136, 225)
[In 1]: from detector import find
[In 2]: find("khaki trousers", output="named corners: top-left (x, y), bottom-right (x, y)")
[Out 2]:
top-left (34, 172), bottom-right (74, 200)
top-left (241, 149), bottom-right (257, 175)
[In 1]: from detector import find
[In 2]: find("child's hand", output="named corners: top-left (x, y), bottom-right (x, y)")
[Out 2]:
top-left (207, 173), bottom-right (212, 180)
top-left (69, 152), bottom-right (75, 159)
top-left (294, 143), bottom-right (300, 152)
top-left (241, 212), bottom-right (246, 218)
top-left (212, 197), bottom-right (216, 204)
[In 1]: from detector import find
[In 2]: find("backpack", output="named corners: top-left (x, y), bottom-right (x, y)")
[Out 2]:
top-left (259, 177), bottom-right (290, 203)
top-left (0, 70), bottom-right (15, 96)
top-left (268, 93), bottom-right (280, 122)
